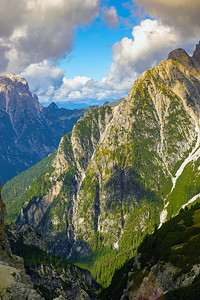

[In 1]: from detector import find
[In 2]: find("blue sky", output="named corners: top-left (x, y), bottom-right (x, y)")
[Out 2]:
top-left (58, 1), bottom-right (142, 81)
top-left (0, 0), bottom-right (200, 108)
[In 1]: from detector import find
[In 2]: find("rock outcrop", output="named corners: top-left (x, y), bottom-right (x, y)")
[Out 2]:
top-left (6, 222), bottom-right (101, 299)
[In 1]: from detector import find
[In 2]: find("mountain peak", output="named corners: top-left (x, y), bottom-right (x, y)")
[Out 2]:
top-left (192, 41), bottom-right (200, 63)
top-left (168, 42), bottom-right (200, 76)
top-left (47, 102), bottom-right (59, 112)
top-left (4, 73), bottom-right (28, 85)
top-left (168, 48), bottom-right (192, 65)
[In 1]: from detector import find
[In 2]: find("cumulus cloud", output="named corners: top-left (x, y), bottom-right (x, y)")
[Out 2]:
top-left (134, 0), bottom-right (200, 38)
top-left (111, 19), bottom-right (180, 74)
top-left (102, 6), bottom-right (119, 29)
top-left (0, 0), bottom-right (99, 73)
top-left (26, 19), bottom-right (181, 105)
top-left (19, 60), bottom-right (65, 96)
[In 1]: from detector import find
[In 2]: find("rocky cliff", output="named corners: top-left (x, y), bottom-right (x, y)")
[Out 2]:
top-left (7, 43), bottom-right (200, 286)
top-left (0, 74), bottom-right (93, 184)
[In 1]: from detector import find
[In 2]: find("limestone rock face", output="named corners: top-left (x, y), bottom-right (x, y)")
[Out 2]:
top-left (6, 222), bottom-right (101, 300)
top-left (192, 41), bottom-right (200, 64)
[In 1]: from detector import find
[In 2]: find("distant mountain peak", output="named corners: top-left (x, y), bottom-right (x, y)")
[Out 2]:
top-left (47, 102), bottom-right (59, 112)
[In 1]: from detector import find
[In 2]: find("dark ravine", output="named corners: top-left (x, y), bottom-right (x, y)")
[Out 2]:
top-left (0, 73), bottom-right (95, 184)
top-left (0, 183), bottom-right (101, 299)
top-left (4, 42), bottom-right (200, 289)
top-left (6, 223), bottom-right (102, 300)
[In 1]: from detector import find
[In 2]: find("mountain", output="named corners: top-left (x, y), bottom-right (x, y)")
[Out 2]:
top-left (0, 74), bottom-right (95, 184)
top-left (3, 42), bottom-right (200, 287)
top-left (101, 202), bottom-right (200, 299)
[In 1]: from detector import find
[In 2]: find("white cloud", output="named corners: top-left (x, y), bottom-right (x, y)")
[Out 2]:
top-left (102, 6), bottom-right (119, 29)
top-left (111, 19), bottom-right (180, 74)
top-left (0, 0), bottom-right (99, 73)
top-left (19, 60), bottom-right (65, 95)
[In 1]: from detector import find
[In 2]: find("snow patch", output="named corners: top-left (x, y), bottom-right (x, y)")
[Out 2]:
top-left (113, 241), bottom-right (119, 250)
top-left (159, 123), bottom-right (200, 228)
top-left (181, 193), bottom-right (200, 210)
top-left (170, 124), bottom-right (200, 195)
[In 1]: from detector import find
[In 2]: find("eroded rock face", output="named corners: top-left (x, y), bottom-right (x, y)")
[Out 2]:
top-left (192, 41), bottom-right (200, 64)
top-left (168, 42), bottom-right (200, 76)
top-left (6, 221), bottom-right (101, 300)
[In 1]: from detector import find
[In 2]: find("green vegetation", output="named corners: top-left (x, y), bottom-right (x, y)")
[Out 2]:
top-left (2, 152), bottom-right (55, 223)
top-left (22, 164), bottom-right (55, 210)
top-left (99, 257), bottom-right (135, 300)
top-left (167, 159), bottom-right (200, 219)
top-left (139, 202), bottom-right (200, 273)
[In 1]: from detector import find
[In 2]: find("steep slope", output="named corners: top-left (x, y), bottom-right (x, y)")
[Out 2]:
top-left (7, 44), bottom-right (200, 286)
top-left (0, 74), bottom-right (93, 184)
top-left (2, 152), bottom-right (55, 224)
top-left (101, 202), bottom-right (200, 300)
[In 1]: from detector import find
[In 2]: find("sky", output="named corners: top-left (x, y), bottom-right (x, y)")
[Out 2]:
top-left (0, 0), bottom-right (200, 108)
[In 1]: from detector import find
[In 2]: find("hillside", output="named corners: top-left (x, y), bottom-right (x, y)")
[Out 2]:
top-left (3, 42), bottom-right (200, 287)
top-left (101, 202), bottom-right (200, 299)
top-left (0, 74), bottom-right (94, 184)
